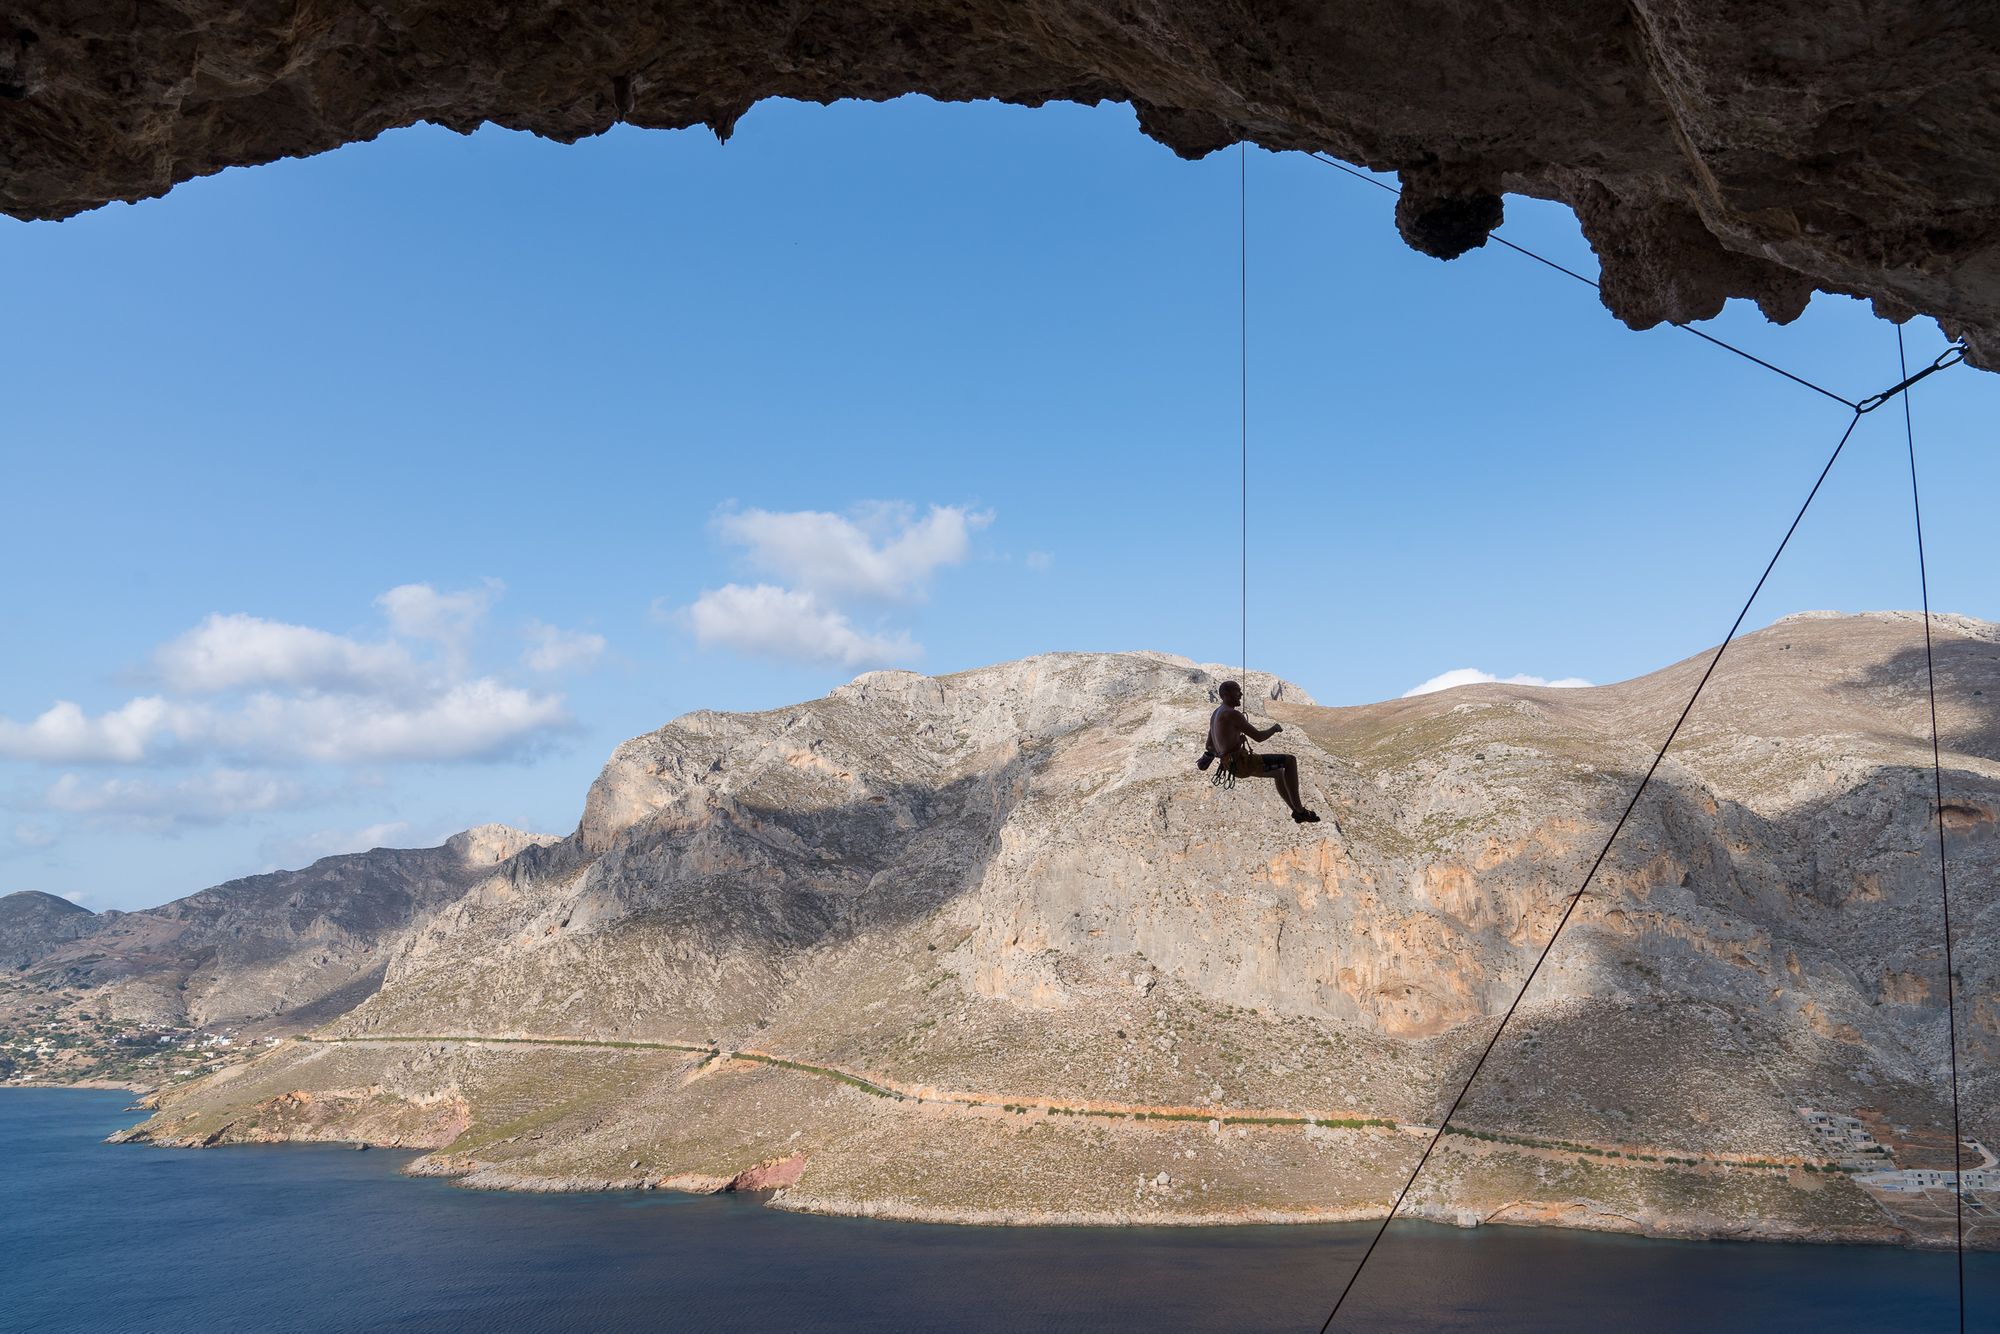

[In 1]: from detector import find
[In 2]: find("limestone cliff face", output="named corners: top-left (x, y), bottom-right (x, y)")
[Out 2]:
top-left (350, 658), bottom-right (1316, 1040)
top-left (5, 3), bottom-right (2000, 364)
top-left (315, 616), bottom-right (1997, 1146)
top-left (99, 614), bottom-right (2000, 1239)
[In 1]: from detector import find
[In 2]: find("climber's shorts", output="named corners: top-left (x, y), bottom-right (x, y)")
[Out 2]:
top-left (1229, 751), bottom-right (1293, 778)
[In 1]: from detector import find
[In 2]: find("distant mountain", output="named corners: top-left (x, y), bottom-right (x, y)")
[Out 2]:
top-left (0, 891), bottom-right (96, 970)
top-left (12, 826), bottom-right (557, 1030)
top-left (90, 615), bottom-right (2000, 1244)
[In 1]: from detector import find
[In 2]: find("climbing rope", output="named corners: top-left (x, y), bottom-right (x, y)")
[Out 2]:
top-left (1282, 172), bottom-right (1976, 1324)
top-left (1317, 403), bottom-right (1858, 1331)
top-left (1897, 324), bottom-right (1967, 1334)
top-left (1304, 152), bottom-right (1857, 408)
top-left (1240, 141), bottom-right (1249, 681)
top-left (1211, 155), bottom-right (1970, 1328)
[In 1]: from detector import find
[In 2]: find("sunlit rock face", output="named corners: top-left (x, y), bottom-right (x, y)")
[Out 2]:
top-left (4, 3), bottom-right (2000, 364)
top-left (332, 617), bottom-right (2000, 1117)
top-left (88, 615), bottom-right (2000, 1241)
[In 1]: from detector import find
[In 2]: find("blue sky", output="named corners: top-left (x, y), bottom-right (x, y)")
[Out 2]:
top-left (3, 97), bottom-right (1993, 912)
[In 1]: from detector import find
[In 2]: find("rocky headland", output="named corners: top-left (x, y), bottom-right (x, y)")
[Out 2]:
top-left (10, 611), bottom-right (1996, 1248)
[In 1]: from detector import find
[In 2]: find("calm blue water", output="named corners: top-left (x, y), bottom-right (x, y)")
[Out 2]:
top-left (4, 1090), bottom-right (1989, 1333)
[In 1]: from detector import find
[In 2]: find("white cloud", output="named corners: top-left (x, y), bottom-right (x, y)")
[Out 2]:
top-left (44, 769), bottom-right (310, 824)
top-left (1402, 668), bottom-right (1594, 698)
top-left (2, 583), bottom-right (572, 769)
top-left (1025, 550), bottom-right (1054, 572)
top-left (687, 584), bottom-right (915, 667)
top-left (0, 681), bottom-right (566, 767)
top-left (679, 502), bottom-right (990, 667)
top-left (0, 697), bottom-right (206, 763)
top-left (155, 613), bottom-right (414, 694)
top-left (62, 890), bottom-right (90, 905)
top-left (261, 821), bottom-right (414, 868)
top-left (214, 680), bottom-right (570, 763)
top-left (376, 580), bottom-right (503, 660)
top-left (523, 621), bottom-right (607, 673)
top-left (715, 503), bottom-right (990, 601)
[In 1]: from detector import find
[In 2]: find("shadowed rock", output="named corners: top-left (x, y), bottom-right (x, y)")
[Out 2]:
top-left (12, 824), bottom-right (558, 1029)
top-left (29, 615), bottom-right (2000, 1243)
top-left (4, 3), bottom-right (2000, 364)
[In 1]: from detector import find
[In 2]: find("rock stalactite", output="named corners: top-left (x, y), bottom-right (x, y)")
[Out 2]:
top-left (4, 3), bottom-right (2000, 365)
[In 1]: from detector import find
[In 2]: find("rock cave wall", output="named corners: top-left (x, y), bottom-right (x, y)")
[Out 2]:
top-left (4, 2), bottom-right (1999, 365)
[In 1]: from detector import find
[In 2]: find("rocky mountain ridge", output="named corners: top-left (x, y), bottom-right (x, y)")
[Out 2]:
top-left (0, 890), bottom-right (93, 970)
top-left (4, 824), bottom-right (556, 1034)
top-left (19, 612), bottom-right (1998, 1245)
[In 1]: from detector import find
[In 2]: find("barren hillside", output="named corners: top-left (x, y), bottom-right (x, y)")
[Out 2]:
top-left (38, 612), bottom-right (2000, 1243)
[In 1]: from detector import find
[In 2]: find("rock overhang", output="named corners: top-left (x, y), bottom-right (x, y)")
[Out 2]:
top-left (3, 2), bottom-right (1999, 367)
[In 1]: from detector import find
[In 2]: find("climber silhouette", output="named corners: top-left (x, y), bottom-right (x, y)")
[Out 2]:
top-left (1206, 680), bottom-right (1320, 823)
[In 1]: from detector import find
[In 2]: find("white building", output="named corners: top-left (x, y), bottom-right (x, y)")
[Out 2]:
top-left (1866, 1168), bottom-right (1998, 1194)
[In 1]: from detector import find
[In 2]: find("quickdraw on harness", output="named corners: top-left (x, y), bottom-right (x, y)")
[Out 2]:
top-left (1196, 744), bottom-right (1239, 789)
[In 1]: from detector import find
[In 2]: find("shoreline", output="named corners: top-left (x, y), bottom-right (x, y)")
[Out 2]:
top-left (105, 1112), bottom-right (1929, 1250)
top-left (411, 1153), bottom-right (1918, 1245)
top-left (73, 1036), bottom-right (1973, 1252)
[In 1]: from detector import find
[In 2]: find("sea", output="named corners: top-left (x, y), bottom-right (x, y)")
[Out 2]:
top-left (4, 1089), bottom-right (1990, 1333)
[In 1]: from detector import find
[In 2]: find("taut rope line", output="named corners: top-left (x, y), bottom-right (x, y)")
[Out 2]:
top-left (1897, 323), bottom-right (1967, 1334)
top-left (1304, 152), bottom-right (1857, 409)
top-left (1288, 145), bottom-right (1973, 1328)
top-left (1314, 329), bottom-right (1968, 1328)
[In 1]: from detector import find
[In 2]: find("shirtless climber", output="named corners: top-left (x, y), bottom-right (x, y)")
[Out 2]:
top-left (1205, 680), bottom-right (1320, 824)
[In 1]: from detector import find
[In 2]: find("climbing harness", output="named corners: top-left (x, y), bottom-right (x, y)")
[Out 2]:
top-left (1294, 154), bottom-right (1975, 1334)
